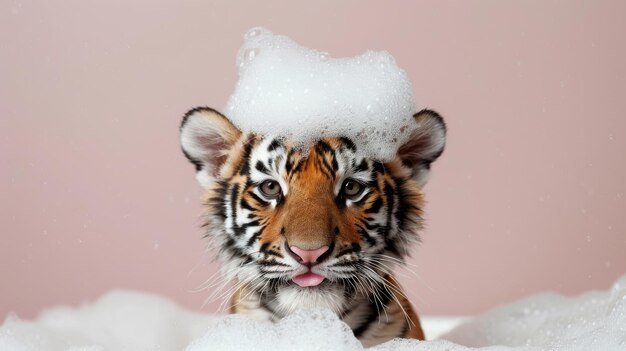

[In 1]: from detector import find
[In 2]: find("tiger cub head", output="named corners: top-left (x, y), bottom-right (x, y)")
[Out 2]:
top-left (180, 107), bottom-right (446, 315)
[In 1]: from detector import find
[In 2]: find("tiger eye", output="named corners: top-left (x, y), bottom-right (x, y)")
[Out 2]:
top-left (259, 180), bottom-right (281, 198)
top-left (343, 180), bottom-right (363, 198)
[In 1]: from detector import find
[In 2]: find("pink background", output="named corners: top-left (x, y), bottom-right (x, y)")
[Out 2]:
top-left (1, 1), bottom-right (625, 318)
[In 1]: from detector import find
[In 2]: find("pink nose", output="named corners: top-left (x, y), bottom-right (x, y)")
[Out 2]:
top-left (289, 245), bottom-right (330, 264)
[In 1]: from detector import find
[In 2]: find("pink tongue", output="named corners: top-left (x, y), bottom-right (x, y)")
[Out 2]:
top-left (292, 272), bottom-right (325, 287)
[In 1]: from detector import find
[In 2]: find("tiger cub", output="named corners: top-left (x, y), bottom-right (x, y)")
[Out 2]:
top-left (180, 107), bottom-right (446, 347)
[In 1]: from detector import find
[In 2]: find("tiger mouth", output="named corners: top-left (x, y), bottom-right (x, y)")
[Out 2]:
top-left (292, 271), bottom-right (326, 287)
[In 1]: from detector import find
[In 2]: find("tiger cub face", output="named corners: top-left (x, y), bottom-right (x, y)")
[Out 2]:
top-left (180, 107), bottom-right (445, 316)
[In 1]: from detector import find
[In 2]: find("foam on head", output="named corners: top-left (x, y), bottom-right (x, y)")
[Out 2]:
top-left (225, 27), bottom-right (417, 161)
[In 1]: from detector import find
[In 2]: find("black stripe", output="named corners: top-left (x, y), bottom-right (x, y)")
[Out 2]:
top-left (383, 181), bottom-right (395, 238)
top-left (340, 288), bottom-right (358, 317)
top-left (240, 197), bottom-right (254, 211)
top-left (384, 238), bottom-right (401, 256)
top-left (258, 260), bottom-right (290, 267)
top-left (259, 242), bottom-right (270, 252)
top-left (267, 138), bottom-right (283, 152)
top-left (230, 184), bottom-right (240, 226)
top-left (332, 261), bottom-right (358, 267)
top-left (222, 237), bottom-right (249, 261)
top-left (354, 160), bottom-right (368, 173)
top-left (207, 181), bottom-right (229, 219)
top-left (292, 159), bottom-right (305, 174)
top-left (255, 161), bottom-right (271, 175)
top-left (356, 224), bottom-right (377, 247)
top-left (394, 177), bottom-right (419, 233)
top-left (372, 161), bottom-right (385, 175)
top-left (248, 191), bottom-right (270, 207)
top-left (265, 250), bottom-right (283, 258)
top-left (260, 242), bottom-right (284, 258)
top-left (399, 318), bottom-right (410, 338)
top-left (238, 136), bottom-right (256, 175)
top-left (394, 179), bottom-right (408, 231)
top-left (315, 140), bottom-right (334, 154)
top-left (338, 137), bottom-right (357, 152)
top-left (231, 189), bottom-right (261, 237)
top-left (285, 150), bottom-right (297, 174)
top-left (363, 222), bottom-right (381, 231)
top-left (239, 220), bottom-right (260, 230)
top-left (246, 226), bottom-right (264, 247)
top-left (315, 156), bottom-right (335, 179)
top-left (365, 197), bottom-right (383, 214)
top-left (352, 282), bottom-right (393, 337)
top-left (336, 243), bottom-right (361, 257)
top-left (331, 157), bottom-right (339, 172)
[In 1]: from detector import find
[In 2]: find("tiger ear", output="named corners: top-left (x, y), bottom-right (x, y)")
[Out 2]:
top-left (397, 109), bottom-right (447, 187)
top-left (180, 107), bottom-right (242, 189)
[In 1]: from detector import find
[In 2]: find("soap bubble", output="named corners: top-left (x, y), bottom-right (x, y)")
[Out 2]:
top-left (240, 48), bottom-right (259, 67)
top-left (246, 27), bottom-right (266, 38)
top-left (244, 27), bottom-right (273, 43)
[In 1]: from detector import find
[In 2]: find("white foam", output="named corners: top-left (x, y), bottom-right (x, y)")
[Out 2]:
top-left (187, 309), bottom-right (362, 351)
top-left (225, 27), bottom-right (418, 161)
top-left (0, 290), bottom-right (218, 351)
top-left (2, 275), bottom-right (625, 351)
top-left (444, 274), bottom-right (626, 350)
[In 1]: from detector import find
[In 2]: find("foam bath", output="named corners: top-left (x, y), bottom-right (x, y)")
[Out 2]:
top-left (1, 274), bottom-right (625, 350)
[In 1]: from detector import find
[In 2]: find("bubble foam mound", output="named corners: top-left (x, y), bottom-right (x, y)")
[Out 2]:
top-left (1, 274), bottom-right (625, 350)
top-left (0, 290), bottom-right (219, 351)
top-left (225, 27), bottom-right (417, 161)
top-left (444, 273), bottom-right (626, 351)
top-left (187, 309), bottom-right (363, 351)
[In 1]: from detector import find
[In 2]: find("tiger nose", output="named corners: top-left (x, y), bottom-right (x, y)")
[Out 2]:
top-left (286, 244), bottom-right (331, 264)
